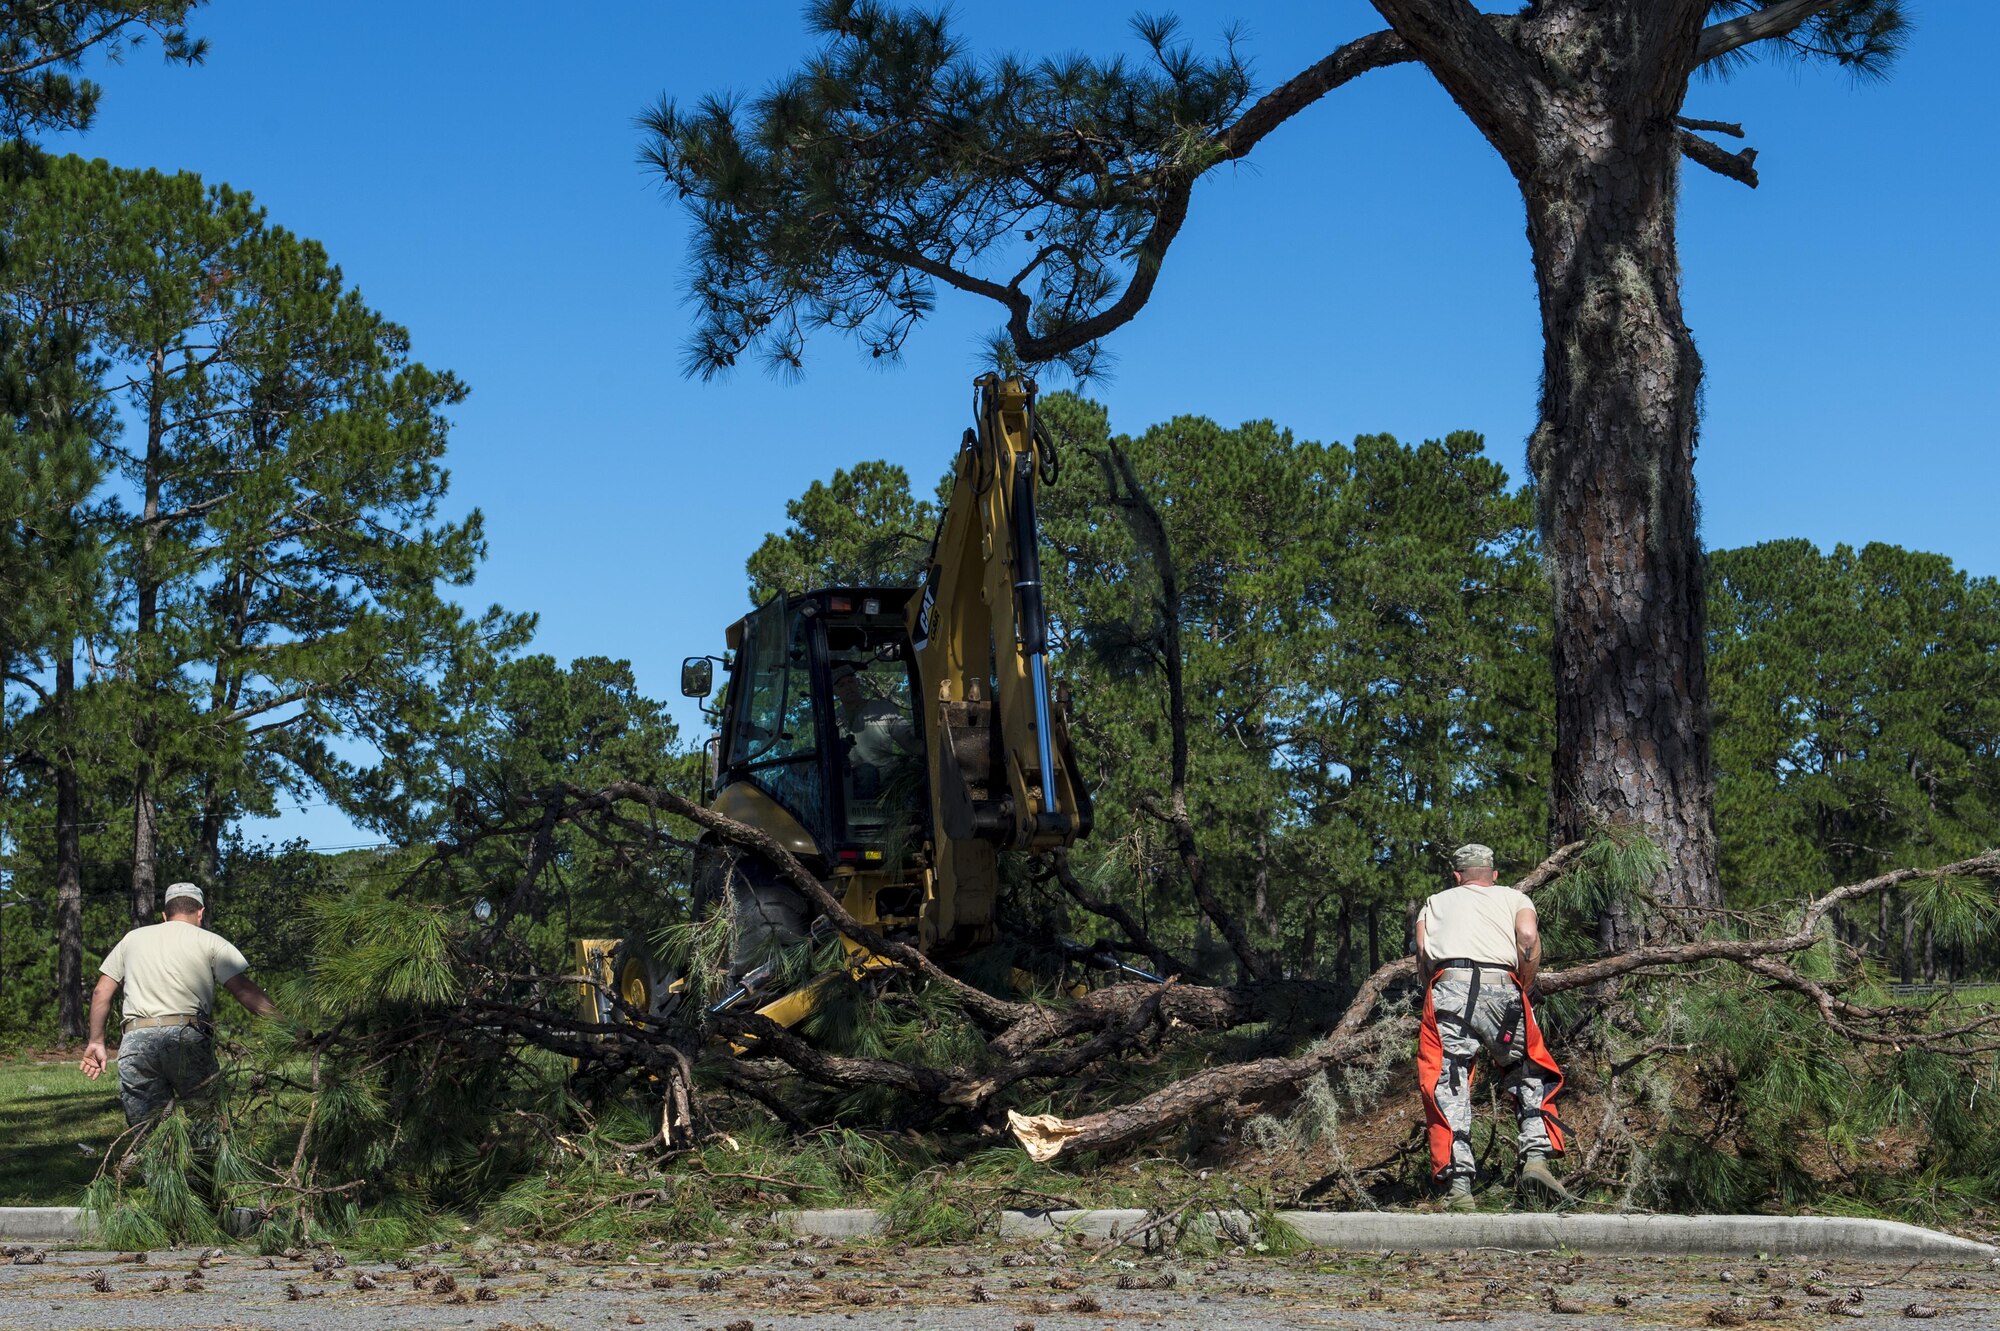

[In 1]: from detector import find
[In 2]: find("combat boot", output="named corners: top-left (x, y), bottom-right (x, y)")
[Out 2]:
top-left (1445, 1177), bottom-right (1476, 1212)
top-left (1516, 1155), bottom-right (1572, 1205)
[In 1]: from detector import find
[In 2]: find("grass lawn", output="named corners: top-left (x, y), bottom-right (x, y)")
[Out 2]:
top-left (1884, 982), bottom-right (2000, 1007)
top-left (0, 1054), bottom-right (126, 1205)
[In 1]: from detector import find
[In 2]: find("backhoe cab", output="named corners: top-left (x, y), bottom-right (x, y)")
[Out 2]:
top-left (579, 375), bottom-right (1096, 1033)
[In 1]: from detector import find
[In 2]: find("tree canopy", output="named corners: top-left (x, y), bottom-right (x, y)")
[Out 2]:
top-left (0, 2), bottom-right (206, 139)
top-left (744, 459), bottom-right (940, 602)
top-left (644, 0), bottom-right (1913, 919)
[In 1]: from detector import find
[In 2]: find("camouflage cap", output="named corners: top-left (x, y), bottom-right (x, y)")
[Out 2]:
top-left (1451, 844), bottom-right (1495, 871)
top-left (163, 881), bottom-right (204, 907)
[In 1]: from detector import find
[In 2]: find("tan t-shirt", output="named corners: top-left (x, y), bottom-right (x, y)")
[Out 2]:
top-left (99, 921), bottom-right (249, 1021)
top-left (1417, 883), bottom-right (1534, 969)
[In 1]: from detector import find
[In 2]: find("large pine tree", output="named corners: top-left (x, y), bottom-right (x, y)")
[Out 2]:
top-left (644, 0), bottom-right (1908, 919)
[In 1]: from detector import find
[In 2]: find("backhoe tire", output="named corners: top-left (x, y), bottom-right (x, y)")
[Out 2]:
top-left (606, 936), bottom-right (680, 1024)
top-left (697, 840), bottom-right (812, 980)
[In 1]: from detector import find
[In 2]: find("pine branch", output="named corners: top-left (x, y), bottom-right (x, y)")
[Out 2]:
top-left (1679, 129), bottom-right (1760, 187)
top-left (1698, 0), bottom-right (1850, 64)
top-left (1003, 846), bottom-right (1998, 1159)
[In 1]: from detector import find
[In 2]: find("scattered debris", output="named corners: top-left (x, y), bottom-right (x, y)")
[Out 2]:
top-left (1545, 1287), bottom-right (1587, 1315)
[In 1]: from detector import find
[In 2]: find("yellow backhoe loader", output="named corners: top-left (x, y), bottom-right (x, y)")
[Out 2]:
top-left (578, 375), bottom-right (1151, 1037)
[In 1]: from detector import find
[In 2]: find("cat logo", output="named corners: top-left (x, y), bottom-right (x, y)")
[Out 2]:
top-left (912, 563), bottom-right (940, 653)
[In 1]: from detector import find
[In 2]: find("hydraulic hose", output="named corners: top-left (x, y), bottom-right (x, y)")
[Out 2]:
top-left (1009, 449), bottom-right (1059, 821)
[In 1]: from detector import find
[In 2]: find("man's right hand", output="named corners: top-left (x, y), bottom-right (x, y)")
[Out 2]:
top-left (79, 1041), bottom-right (108, 1080)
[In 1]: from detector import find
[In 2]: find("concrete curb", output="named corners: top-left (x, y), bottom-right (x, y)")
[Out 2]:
top-left (782, 1208), bottom-right (1997, 1261)
top-left (4, 1203), bottom-right (1992, 1261)
top-left (0, 1207), bottom-right (87, 1244)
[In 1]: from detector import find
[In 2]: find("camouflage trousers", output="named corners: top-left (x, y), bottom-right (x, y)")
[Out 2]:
top-left (115, 1024), bottom-right (219, 1126)
top-left (1421, 969), bottom-right (1561, 1181)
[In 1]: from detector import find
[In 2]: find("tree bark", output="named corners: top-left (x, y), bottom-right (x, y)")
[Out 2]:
top-left (129, 346), bottom-right (166, 926)
top-left (1901, 895), bottom-right (1916, 986)
top-left (53, 652), bottom-right (85, 1041)
top-left (196, 774), bottom-right (226, 882)
top-left (1518, 31), bottom-right (1720, 921)
top-left (1334, 895), bottom-right (1353, 990)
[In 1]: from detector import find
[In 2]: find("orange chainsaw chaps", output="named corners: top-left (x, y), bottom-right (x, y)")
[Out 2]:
top-left (1520, 983), bottom-right (1566, 1155)
top-left (1417, 976), bottom-right (1457, 1178)
top-left (1417, 970), bottom-right (1565, 1179)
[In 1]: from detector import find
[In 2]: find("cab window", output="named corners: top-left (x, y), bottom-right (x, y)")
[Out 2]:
top-left (732, 598), bottom-right (823, 831)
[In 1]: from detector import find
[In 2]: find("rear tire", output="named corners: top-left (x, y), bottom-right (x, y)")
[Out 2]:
top-left (697, 839), bottom-right (812, 979)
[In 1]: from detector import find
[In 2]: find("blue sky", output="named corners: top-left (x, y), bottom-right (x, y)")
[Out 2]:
top-left (52, 2), bottom-right (1999, 850)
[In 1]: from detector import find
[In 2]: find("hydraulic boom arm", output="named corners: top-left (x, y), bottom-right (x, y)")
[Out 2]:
top-left (907, 375), bottom-right (1090, 948)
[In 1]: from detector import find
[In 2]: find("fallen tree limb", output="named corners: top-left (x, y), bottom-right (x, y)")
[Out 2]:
top-left (437, 783), bottom-right (2000, 1168)
top-left (1006, 848), bottom-right (2000, 1160)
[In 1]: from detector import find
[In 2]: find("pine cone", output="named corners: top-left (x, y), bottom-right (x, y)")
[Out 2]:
top-left (1545, 1289), bottom-right (1588, 1315)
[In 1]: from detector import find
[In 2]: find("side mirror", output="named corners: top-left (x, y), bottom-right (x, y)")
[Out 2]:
top-left (680, 657), bottom-right (713, 698)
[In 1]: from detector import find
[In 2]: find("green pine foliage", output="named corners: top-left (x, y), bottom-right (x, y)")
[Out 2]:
top-left (744, 460), bottom-right (942, 602)
top-left (1027, 394), bottom-right (1552, 986)
top-left (0, 4), bottom-right (206, 140)
top-left (1710, 541), bottom-right (2000, 904)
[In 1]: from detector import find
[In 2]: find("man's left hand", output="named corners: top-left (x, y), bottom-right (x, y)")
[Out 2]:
top-left (79, 1041), bottom-right (108, 1080)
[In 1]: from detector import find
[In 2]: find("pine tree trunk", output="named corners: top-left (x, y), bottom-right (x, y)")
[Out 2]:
top-left (54, 653), bottom-right (86, 1041)
top-left (1523, 92), bottom-right (1719, 930)
top-left (197, 776), bottom-right (226, 882)
top-left (1900, 896), bottom-right (1916, 986)
top-left (1335, 897), bottom-right (1353, 990)
top-left (130, 768), bottom-right (158, 925)
top-left (130, 349), bottom-right (165, 926)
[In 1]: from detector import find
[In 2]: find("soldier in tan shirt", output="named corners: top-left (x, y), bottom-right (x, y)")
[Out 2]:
top-left (79, 882), bottom-right (280, 1125)
top-left (1414, 844), bottom-right (1570, 1210)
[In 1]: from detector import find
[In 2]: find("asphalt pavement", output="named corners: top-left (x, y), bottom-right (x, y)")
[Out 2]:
top-left (2, 1235), bottom-right (1996, 1330)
